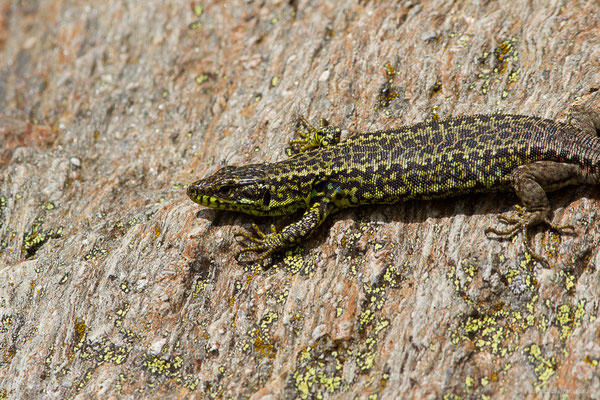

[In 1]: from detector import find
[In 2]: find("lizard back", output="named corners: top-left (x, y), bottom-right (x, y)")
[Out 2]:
top-left (267, 114), bottom-right (600, 208)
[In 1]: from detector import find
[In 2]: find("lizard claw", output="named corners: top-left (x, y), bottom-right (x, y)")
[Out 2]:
top-left (485, 205), bottom-right (529, 238)
top-left (485, 206), bottom-right (574, 267)
top-left (233, 224), bottom-right (281, 263)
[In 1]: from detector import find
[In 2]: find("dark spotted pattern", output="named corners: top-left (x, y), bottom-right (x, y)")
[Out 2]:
top-left (187, 113), bottom-right (600, 260)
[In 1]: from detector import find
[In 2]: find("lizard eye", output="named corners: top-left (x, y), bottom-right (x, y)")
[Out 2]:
top-left (217, 186), bottom-right (232, 196)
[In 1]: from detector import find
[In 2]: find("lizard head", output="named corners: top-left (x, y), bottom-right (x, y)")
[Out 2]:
top-left (187, 164), bottom-right (292, 216)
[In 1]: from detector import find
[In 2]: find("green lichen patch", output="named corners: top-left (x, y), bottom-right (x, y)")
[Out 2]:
top-left (79, 339), bottom-right (131, 366)
top-left (355, 336), bottom-right (379, 372)
top-left (278, 246), bottom-right (315, 276)
top-left (281, 253), bottom-right (397, 397)
top-left (444, 245), bottom-right (594, 397)
top-left (192, 3), bottom-right (203, 17)
top-left (378, 80), bottom-right (400, 109)
top-left (554, 299), bottom-right (586, 344)
top-left (449, 256), bottom-right (543, 360)
top-left (22, 217), bottom-right (62, 258)
top-left (142, 354), bottom-right (184, 378)
top-left (524, 344), bottom-right (556, 392)
top-left (558, 269), bottom-right (576, 292)
top-left (358, 283), bottom-right (387, 329)
top-left (74, 369), bottom-right (93, 393)
top-left (287, 313), bottom-right (305, 337)
top-left (0, 196), bottom-right (6, 225)
top-left (139, 353), bottom-right (202, 392)
top-left (114, 210), bottom-right (156, 233)
top-left (194, 73), bottom-right (210, 85)
top-left (266, 287), bottom-right (289, 305)
top-left (473, 37), bottom-right (521, 98)
top-left (246, 311), bottom-right (279, 359)
top-left (188, 3), bottom-right (204, 31)
top-left (290, 341), bottom-right (347, 400)
top-left (191, 278), bottom-right (210, 300)
top-left (446, 259), bottom-right (477, 305)
top-left (1, 314), bottom-right (16, 332)
top-left (82, 244), bottom-right (110, 261)
top-left (43, 345), bottom-right (54, 375)
top-left (1, 338), bottom-right (16, 365)
top-left (432, 78), bottom-right (443, 94)
top-left (189, 21), bottom-right (203, 31)
top-left (40, 201), bottom-right (56, 211)
top-left (377, 62), bottom-right (406, 114)
top-left (114, 303), bottom-right (130, 328)
top-left (451, 310), bottom-right (519, 356)
top-left (63, 316), bottom-right (136, 395)
top-left (346, 262), bottom-right (397, 377)
top-left (119, 280), bottom-right (130, 294)
top-left (493, 38), bottom-right (519, 75)
top-left (381, 263), bottom-right (410, 289)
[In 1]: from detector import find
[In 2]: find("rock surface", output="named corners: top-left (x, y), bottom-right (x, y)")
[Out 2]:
top-left (1, 0), bottom-right (599, 399)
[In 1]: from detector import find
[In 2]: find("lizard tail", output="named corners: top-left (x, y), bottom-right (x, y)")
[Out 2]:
top-left (569, 104), bottom-right (600, 137)
top-left (569, 90), bottom-right (600, 137)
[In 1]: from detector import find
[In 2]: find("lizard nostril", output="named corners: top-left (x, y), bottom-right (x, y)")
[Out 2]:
top-left (187, 184), bottom-right (200, 199)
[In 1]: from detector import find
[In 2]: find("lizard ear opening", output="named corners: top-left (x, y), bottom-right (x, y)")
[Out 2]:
top-left (262, 189), bottom-right (271, 207)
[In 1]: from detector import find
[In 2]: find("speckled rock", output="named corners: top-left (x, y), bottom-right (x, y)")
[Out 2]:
top-left (1, 1), bottom-right (599, 399)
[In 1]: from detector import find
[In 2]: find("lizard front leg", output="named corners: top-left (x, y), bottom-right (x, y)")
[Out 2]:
top-left (287, 116), bottom-right (342, 154)
top-left (235, 198), bottom-right (337, 262)
top-left (486, 161), bottom-right (592, 265)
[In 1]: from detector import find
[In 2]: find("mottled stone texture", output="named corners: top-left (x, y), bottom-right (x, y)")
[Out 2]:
top-left (0, 0), bottom-right (599, 399)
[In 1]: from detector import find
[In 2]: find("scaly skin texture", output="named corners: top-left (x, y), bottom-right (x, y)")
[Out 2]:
top-left (187, 107), bottom-right (600, 263)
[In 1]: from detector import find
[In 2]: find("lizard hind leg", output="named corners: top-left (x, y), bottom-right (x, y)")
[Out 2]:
top-left (485, 161), bottom-right (585, 266)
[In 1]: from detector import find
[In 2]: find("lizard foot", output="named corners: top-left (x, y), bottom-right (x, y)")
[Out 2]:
top-left (485, 205), bottom-right (574, 267)
top-left (234, 223), bottom-right (280, 263)
top-left (288, 116), bottom-right (341, 153)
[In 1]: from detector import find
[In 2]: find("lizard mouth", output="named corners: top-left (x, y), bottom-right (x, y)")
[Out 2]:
top-left (187, 183), bottom-right (235, 209)
top-left (187, 183), bottom-right (214, 206)
top-left (186, 183), bottom-right (201, 202)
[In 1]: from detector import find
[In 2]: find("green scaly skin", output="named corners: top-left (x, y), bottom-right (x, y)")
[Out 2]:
top-left (187, 107), bottom-right (600, 264)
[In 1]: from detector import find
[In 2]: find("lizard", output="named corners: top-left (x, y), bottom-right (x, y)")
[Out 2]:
top-left (187, 101), bottom-right (600, 265)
